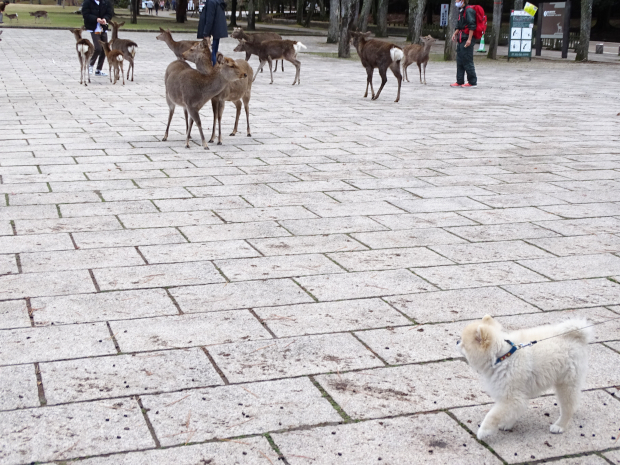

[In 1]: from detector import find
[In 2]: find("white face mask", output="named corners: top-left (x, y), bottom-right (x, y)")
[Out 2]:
top-left (456, 1), bottom-right (463, 7)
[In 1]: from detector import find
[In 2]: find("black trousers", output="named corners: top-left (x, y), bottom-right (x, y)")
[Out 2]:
top-left (456, 39), bottom-right (477, 85)
top-left (89, 31), bottom-right (108, 70)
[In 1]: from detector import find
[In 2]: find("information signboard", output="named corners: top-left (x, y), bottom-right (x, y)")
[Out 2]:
top-left (540, 2), bottom-right (567, 39)
top-left (508, 10), bottom-right (534, 59)
top-left (440, 4), bottom-right (449, 27)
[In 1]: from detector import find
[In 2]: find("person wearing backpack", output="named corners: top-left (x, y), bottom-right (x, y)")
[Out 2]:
top-left (450, 0), bottom-right (481, 88)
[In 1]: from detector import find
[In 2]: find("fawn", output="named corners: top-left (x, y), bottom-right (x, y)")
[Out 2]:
top-left (402, 35), bottom-right (436, 84)
top-left (234, 39), bottom-right (305, 85)
top-left (156, 28), bottom-right (201, 60)
top-left (101, 42), bottom-right (125, 85)
top-left (109, 21), bottom-right (138, 81)
top-left (231, 27), bottom-right (283, 72)
top-left (70, 27), bottom-right (94, 86)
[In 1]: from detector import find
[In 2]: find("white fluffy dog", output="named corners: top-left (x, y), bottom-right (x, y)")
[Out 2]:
top-left (457, 315), bottom-right (592, 440)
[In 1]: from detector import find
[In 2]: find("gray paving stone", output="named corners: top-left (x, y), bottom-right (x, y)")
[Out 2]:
top-left (297, 269), bottom-right (436, 301)
top-left (351, 228), bottom-right (466, 249)
top-left (61, 200), bottom-right (158, 217)
top-left (0, 205), bottom-right (59, 221)
top-left (371, 211), bottom-right (478, 229)
top-left (586, 344), bottom-right (620, 389)
top-left (244, 192), bottom-right (338, 207)
top-left (0, 322), bottom-right (115, 365)
top-left (0, 364), bottom-right (39, 411)
top-left (31, 289), bottom-right (178, 325)
top-left (0, 398), bottom-right (153, 464)
top-left (519, 254), bottom-right (620, 280)
top-left (280, 216), bottom-right (388, 235)
top-left (215, 254), bottom-right (345, 282)
top-left (140, 240), bottom-right (259, 264)
top-left (0, 232), bottom-right (74, 254)
top-left (142, 377), bottom-right (341, 447)
top-left (41, 348), bottom-right (223, 405)
top-left (540, 202), bottom-right (620, 219)
top-left (187, 183), bottom-right (275, 197)
top-left (316, 360), bottom-right (490, 419)
top-left (154, 197), bottom-right (250, 212)
top-left (546, 456), bottom-right (610, 465)
top-left (110, 311), bottom-right (271, 352)
top-left (249, 234), bottom-right (367, 256)
top-left (445, 223), bottom-right (562, 242)
top-left (605, 450), bottom-right (620, 465)
top-left (76, 436), bottom-right (280, 465)
top-left (459, 207), bottom-right (562, 224)
top-left (100, 187), bottom-right (192, 202)
top-left (328, 247), bottom-right (453, 271)
top-left (270, 180), bottom-right (357, 193)
top-left (326, 188), bottom-right (418, 203)
top-left (255, 298), bottom-right (410, 337)
top-left (73, 227), bottom-right (186, 249)
top-left (216, 206), bottom-right (319, 223)
top-left (181, 221), bottom-right (291, 242)
top-left (117, 210), bottom-right (224, 229)
top-left (305, 201), bottom-right (406, 218)
top-left (273, 413), bottom-right (501, 464)
top-left (534, 217), bottom-right (620, 236)
top-left (385, 286), bottom-right (541, 324)
top-left (0, 300), bottom-right (31, 330)
top-left (8, 191), bottom-right (102, 206)
top-left (392, 197), bottom-right (491, 214)
top-left (430, 241), bottom-right (554, 264)
top-left (0, 221), bottom-right (12, 236)
top-left (20, 247), bottom-right (145, 273)
top-left (94, 261), bottom-right (225, 291)
top-left (49, 180), bottom-right (137, 192)
top-left (528, 234), bottom-right (620, 256)
top-left (212, 333), bottom-right (382, 383)
top-left (452, 390), bottom-right (620, 464)
top-left (0, 269), bottom-right (96, 299)
top-left (0, 253), bottom-right (18, 275)
top-left (406, 186), bottom-right (494, 198)
top-left (14, 216), bottom-right (122, 235)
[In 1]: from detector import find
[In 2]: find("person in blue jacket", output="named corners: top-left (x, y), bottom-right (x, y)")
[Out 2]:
top-left (198, 0), bottom-right (228, 66)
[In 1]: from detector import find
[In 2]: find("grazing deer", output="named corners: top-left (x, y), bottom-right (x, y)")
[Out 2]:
top-left (184, 40), bottom-right (253, 145)
top-left (350, 30), bottom-right (404, 102)
top-left (402, 35), bottom-right (436, 84)
top-left (70, 27), bottom-right (94, 86)
top-left (6, 13), bottom-right (18, 22)
top-left (162, 39), bottom-right (247, 149)
top-left (109, 21), bottom-right (138, 82)
top-left (156, 28), bottom-right (201, 60)
top-left (101, 41), bottom-right (125, 85)
top-left (234, 39), bottom-right (305, 85)
top-left (29, 10), bottom-right (48, 22)
top-left (231, 26), bottom-right (283, 72)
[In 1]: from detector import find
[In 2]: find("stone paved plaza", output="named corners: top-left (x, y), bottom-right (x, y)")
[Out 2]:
top-left (1, 27), bottom-right (620, 464)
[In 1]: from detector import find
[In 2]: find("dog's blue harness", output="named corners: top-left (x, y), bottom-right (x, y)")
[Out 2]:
top-left (495, 339), bottom-right (537, 365)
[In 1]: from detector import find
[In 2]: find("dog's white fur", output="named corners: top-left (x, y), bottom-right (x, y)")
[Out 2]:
top-left (457, 315), bottom-right (592, 440)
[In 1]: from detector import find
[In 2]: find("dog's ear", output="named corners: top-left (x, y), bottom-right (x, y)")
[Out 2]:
top-left (482, 315), bottom-right (494, 324)
top-left (475, 325), bottom-right (492, 349)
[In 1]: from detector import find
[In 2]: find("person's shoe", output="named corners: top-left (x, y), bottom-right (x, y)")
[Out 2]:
top-left (462, 83), bottom-right (477, 88)
top-left (95, 70), bottom-right (108, 77)
top-left (450, 82), bottom-right (463, 87)
top-left (88, 66), bottom-right (93, 74)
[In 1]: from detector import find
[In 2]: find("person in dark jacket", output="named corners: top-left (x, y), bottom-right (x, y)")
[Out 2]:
top-left (82, 0), bottom-right (114, 76)
top-left (450, 0), bottom-right (477, 87)
top-left (198, 0), bottom-right (228, 66)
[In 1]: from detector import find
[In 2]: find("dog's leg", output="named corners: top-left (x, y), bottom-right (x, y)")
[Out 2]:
top-left (477, 400), bottom-right (522, 440)
top-left (551, 384), bottom-right (580, 433)
top-left (498, 398), bottom-right (527, 431)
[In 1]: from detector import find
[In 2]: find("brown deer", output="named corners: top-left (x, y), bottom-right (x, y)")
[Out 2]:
top-left (101, 42), bottom-right (125, 85)
top-left (231, 27), bottom-right (283, 72)
top-left (29, 10), bottom-right (49, 22)
top-left (234, 39), bottom-right (305, 85)
top-left (402, 35), bottom-right (436, 84)
top-left (156, 28), bottom-right (201, 60)
top-left (162, 39), bottom-right (247, 150)
top-left (350, 31), bottom-right (404, 103)
top-left (184, 40), bottom-right (254, 145)
top-left (70, 27), bottom-right (94, 86)
top-left (6, 13), bottom-right (18, 22)
top-left (109, 21), bottom-right (138, 82)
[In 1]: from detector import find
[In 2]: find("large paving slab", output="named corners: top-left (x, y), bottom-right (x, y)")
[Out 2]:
top-left (1, 26), bottom-right (619, 464)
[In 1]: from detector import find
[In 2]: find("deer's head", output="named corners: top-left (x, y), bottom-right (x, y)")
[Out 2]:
top-left (182, 38), bottom-right (212, 63)
top-left (349, 31), bottom-right (372, 48)
top-left (420, 35), bottom-right (437, 46)
top-left (155, 27), bottom-right (171, 41)
top-left (231, 27), bottom-right (243, 39)
top-left (233, 39), bottom-right (248, 53)
top-left (217, 54), bottom-right (248, 82)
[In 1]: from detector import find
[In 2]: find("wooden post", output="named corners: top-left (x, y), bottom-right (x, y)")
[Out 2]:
top-left (575, 0), bottom-right (592, 61)
top-left (327, 0), bottom-right (339, 43)
top-left (444, 1), bottom-right (457, 60)
top-left (535, 3), bottom-right (543, 56)
top-left (561, 0), bottom-right (570, 58)
top-left (487, 0), bottom-right (503, 59)
top-left (376, 0), bottom-right (388, 37)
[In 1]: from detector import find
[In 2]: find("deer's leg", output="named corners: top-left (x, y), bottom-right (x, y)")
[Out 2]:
top-left (268, 57), bottom-right (274, 84)
top-left (163, 101), bottom-right (175, 142)
top-left (281, 60), bottom-right (284, 72)
top-left (187, 108), bottom-right (208, 150)
top-left (373, 67), bottom-right (389, 101)
top-left (402, 60), bottom-right (409, 82)
top-left (243, 96), bottom-right (251, 137)
top-left (417, 62), bottom-right (422, 84)
top-left (109, 62), bottom-right (113, 83)
top-left (216, 100), bottom-right (224, 145)
top-left (389, 61), bottom-right (403, 103)
top-left (423, 61), bottom-right (427, 84)
top-left (253, 60), bottom-right (267, 82)
top-left (209, 99), bottom-right (217, 143)
top-left (286, 55), bottom-right (301, 85)
top-left (365, 67), bottom-right (376, 99)
top-left (231, 100), bottom-right (242, 136)
top-left (120, 62), bottom-right (125, 86)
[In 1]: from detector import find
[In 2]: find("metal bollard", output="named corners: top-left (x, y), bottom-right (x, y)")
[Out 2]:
top-left (596, 44), bottom-right (604, 54)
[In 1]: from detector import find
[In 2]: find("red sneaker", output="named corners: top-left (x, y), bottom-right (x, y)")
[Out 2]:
top-left (450, 82), bottom-right (463, 87)
top-left (462, 83), bottom-right (478, 88)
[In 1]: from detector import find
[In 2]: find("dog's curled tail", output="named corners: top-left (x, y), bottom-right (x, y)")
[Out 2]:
top-left (557, 319), bottom-right (593, 344)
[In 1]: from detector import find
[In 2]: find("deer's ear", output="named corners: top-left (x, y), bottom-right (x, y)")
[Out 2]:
top-left (119, 21), bottom-right (125, 26)
top-left (159, 27), bottom-right (165, 32)
top-left (216, 53), bottom-right (225, 64)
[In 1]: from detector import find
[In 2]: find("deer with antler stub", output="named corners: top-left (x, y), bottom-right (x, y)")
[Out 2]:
top-left (109, 21), bottom-right (138, 81)
top-left (350, 31), bottom-right (404, 102)
top-left (156, 28), bottom-right (201, 60)
top-left (70, 27), bottom-right (94, 86)
top-left (162, 38), bottom-right (247, 150)
top-left (402, 35), bottom-right (436, 84)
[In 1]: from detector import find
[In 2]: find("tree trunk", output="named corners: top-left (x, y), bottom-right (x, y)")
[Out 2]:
top-left (513, 0), bottom-right (523, 10)
top-left (296, 0), bottom-right (304, 23)
top-left (443, 0), bottom-right (457, 60)
top-left (407, 0), bottom-right (426, 42)
top-left (358, 0), bottom-right (371, 31)
top-left (131, 0), bottom-right (139, 23)
top-left (176, 0), bottom-right (187, 22)
top-left (338, 0), bottom-right (356, 57)
top-left (327, 0), bottom-right (340, 43)
top-left (375, 0), bottom-right (388, 37)
top-left (319, 0), bottom-right (325, 19)
top-left (576, 0), bottom-right (592, 61)
top-left (230, 0), bottom-right (237, 25)
top-left (258, 0), bottom-right (264, 21)
top-left (248, 0), bottom-right (256, 29)
top-left (304, 0), bottom-right (316, 25)
top-left (487, 0), bottom-right (503, 59)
